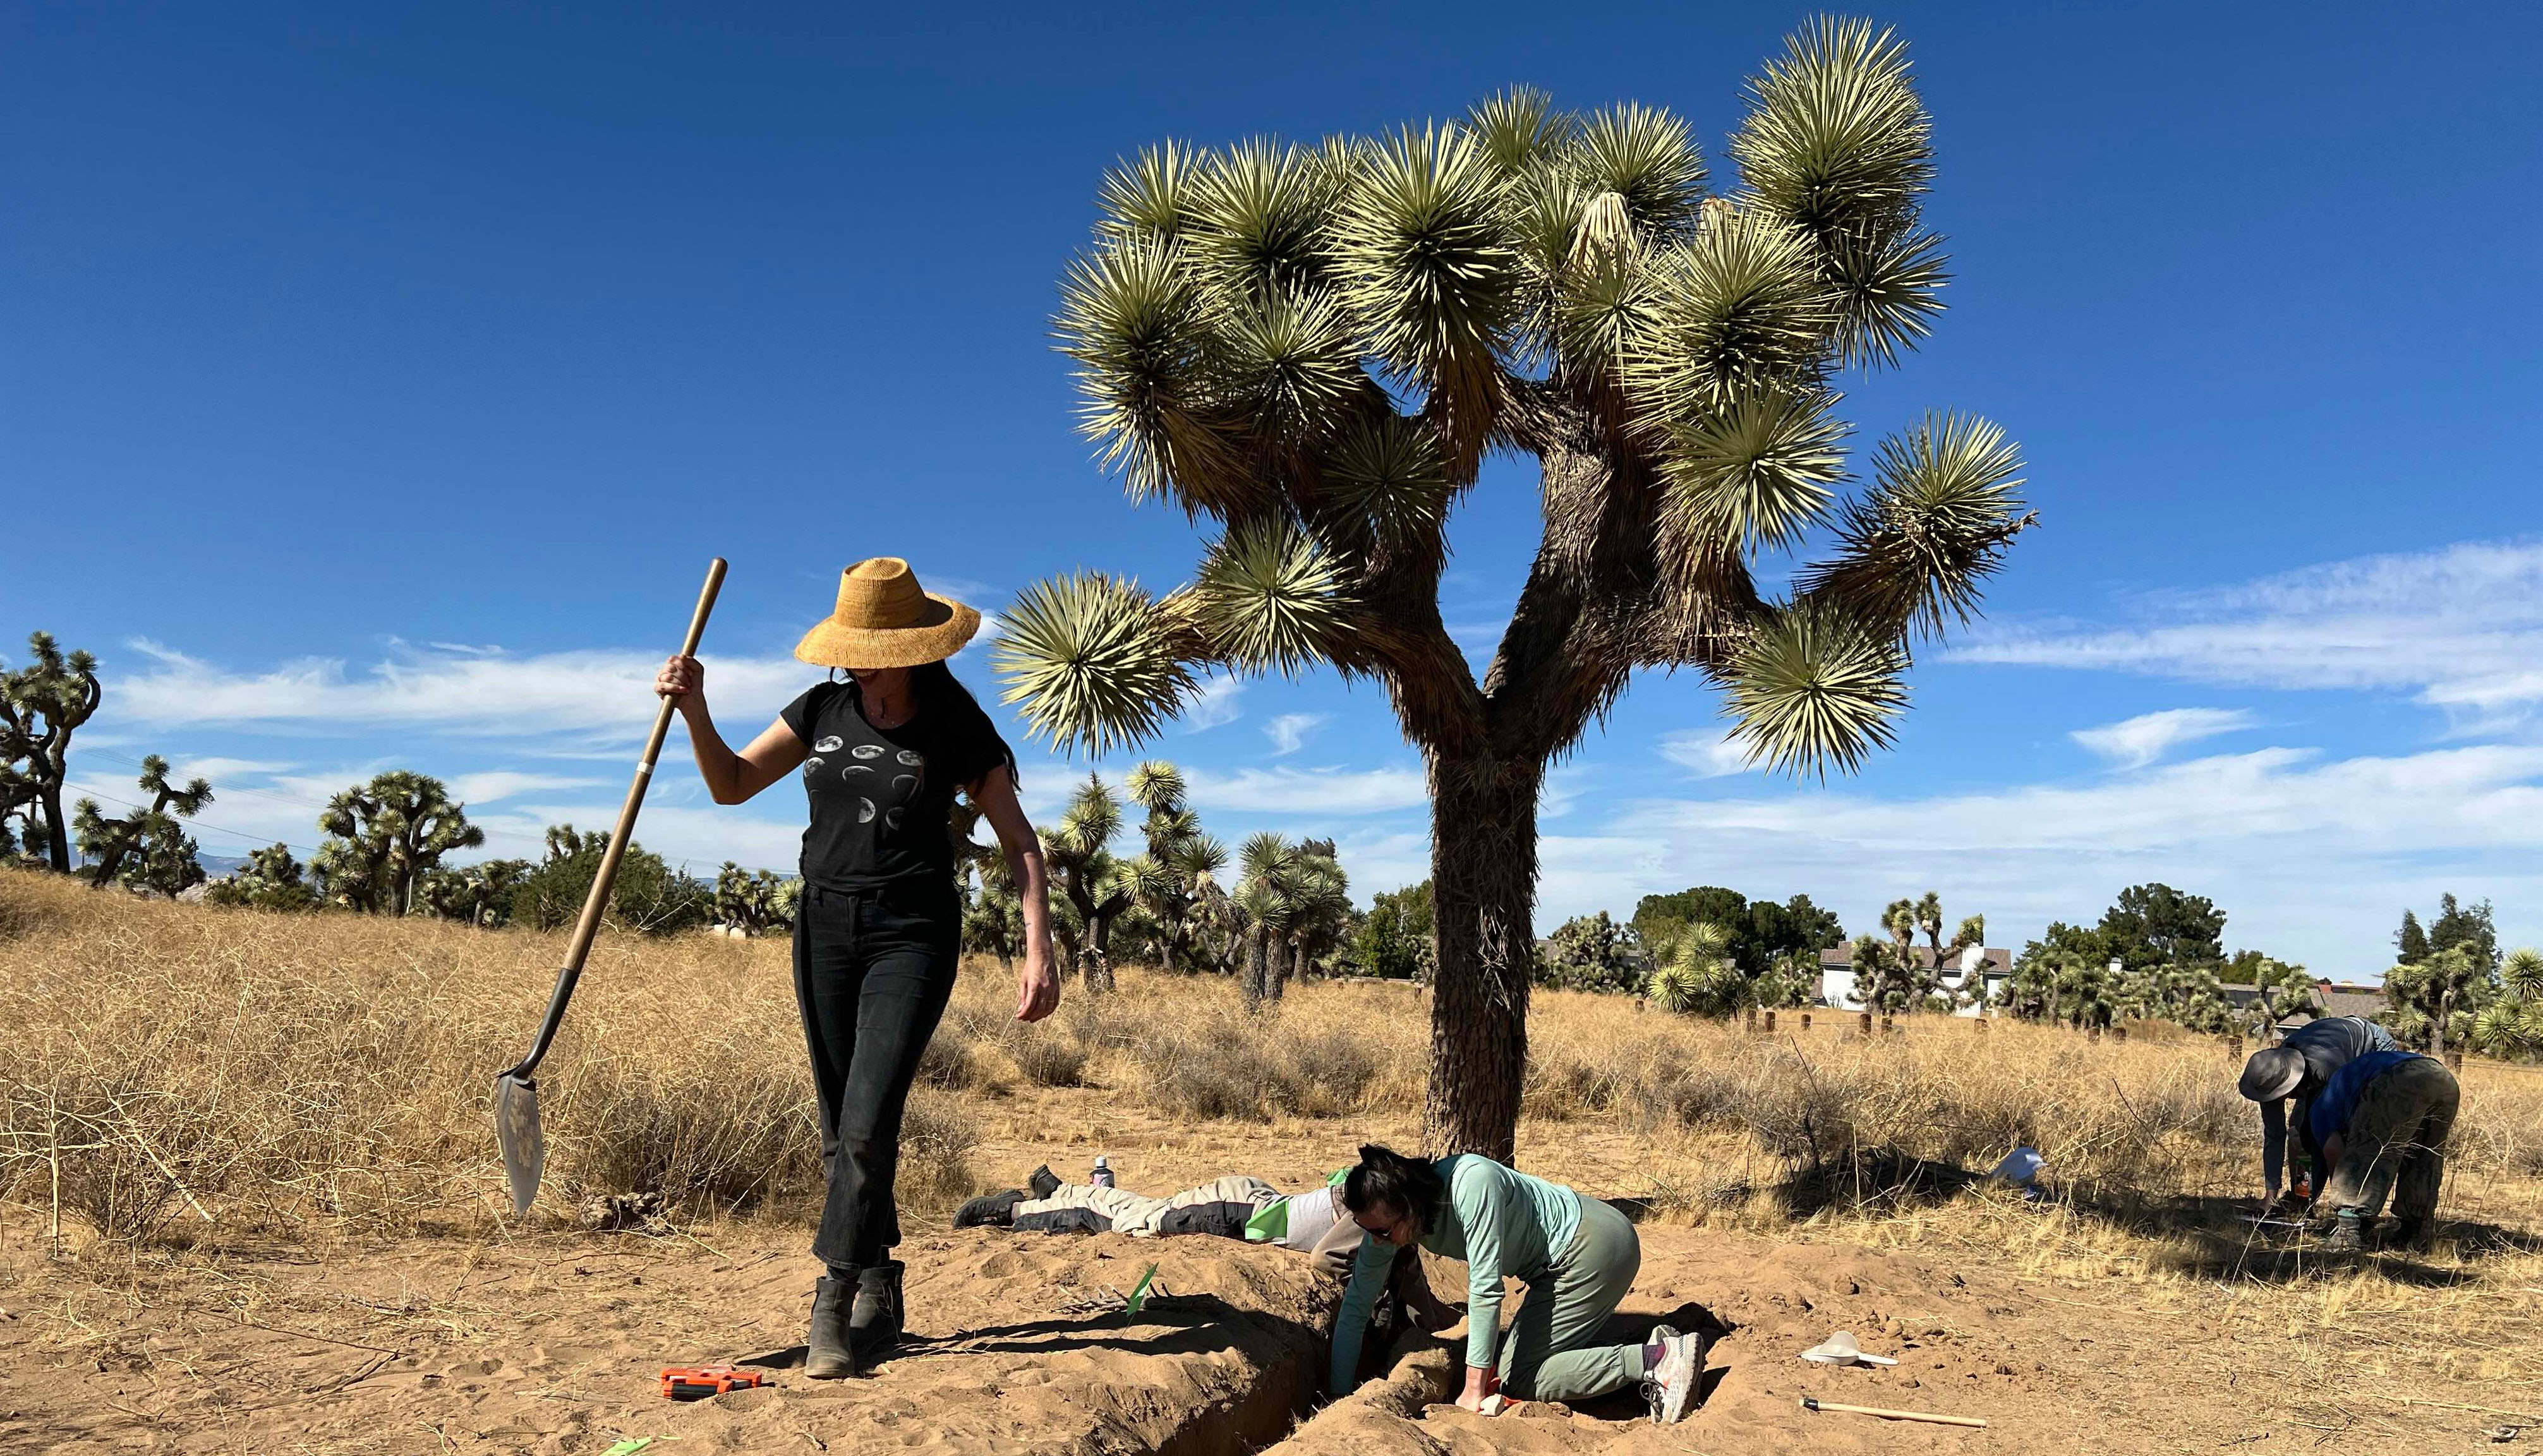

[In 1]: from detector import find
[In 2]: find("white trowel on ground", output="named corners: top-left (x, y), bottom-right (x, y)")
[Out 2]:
top-left (1801, 1331), bottom-right (1899, 1367)
top-left (493, 557), bottom-right (725, 1216)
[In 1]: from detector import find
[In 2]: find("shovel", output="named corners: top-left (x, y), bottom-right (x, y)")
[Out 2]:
top-left (494, 557), bottom-right (727, 1215)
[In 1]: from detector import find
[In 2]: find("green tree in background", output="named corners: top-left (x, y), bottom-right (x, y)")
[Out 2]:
top-left (712, 862), bottom-right (798, 937)
top-left (1000, 21), bottom-right (2031, 1157)
top-left (2425, 893), bottom-right (2499, 977)
top-left (206, 843), bottom-right (322, 912)
top-left (73, 755), bottom-right (213, 891)
top-left (313, 772), bottom-right (485, 915)
top-left (1631, 885), bottom-right (1842, 983)
top-left (1232, 832), bottom-right (1351, 1005)
top-left (2396, 910), bottom-right (2431, 965)
top-left (508, 824), bottom-right (709, 936)
top-left (420, 858), bottom-right (530, 927)
top-left (1042, 774), bottom-right (1136, 992)
top-left (1, 632), bottom-right (103, 872)
top-left (1121, 761), bottom-right (1227, 975)
top-left (2470, 947), bottom-right (2543, 1060)
top-left (1355, 879), bottom-right (1435, 982)
top-left (1538, 910), bottom-right (1645, 993)
top-left (2098, 882), bottom-right (2226, 972)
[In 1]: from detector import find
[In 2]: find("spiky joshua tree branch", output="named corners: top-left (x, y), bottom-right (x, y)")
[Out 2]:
top-left (998, 19), bottom-right (2031, 1158)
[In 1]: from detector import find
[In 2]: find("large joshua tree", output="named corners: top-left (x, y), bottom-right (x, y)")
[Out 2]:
top-left (996, 20), bottom-right (2029, 1157)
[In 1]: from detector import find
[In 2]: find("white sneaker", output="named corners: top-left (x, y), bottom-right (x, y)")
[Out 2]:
top-left (1641, 1325), bottom-right (1706, 1425)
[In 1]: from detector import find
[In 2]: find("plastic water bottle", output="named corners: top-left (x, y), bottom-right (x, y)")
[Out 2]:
top-left (1091, 1156), bottom-right (1114, 1189)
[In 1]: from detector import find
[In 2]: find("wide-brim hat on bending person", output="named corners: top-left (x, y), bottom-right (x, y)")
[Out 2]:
top-left (794, 558), bottom-right (982, 670)
top-left (2237, 1046), bottom-right (2305, 1102)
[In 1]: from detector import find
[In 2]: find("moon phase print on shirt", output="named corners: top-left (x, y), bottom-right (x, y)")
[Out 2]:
top-left (857, 798), bottom-right (878, 824)
top-left (814, 736), bottom-right (843, 754)
top-left (802, 757), bottom-right (825, 778)
top-left (896, 749), bottom-right (924, 767)
top-left (885, 807), bottom-right (904, 830)
top-left (851, 743), bottom-right (885, 760)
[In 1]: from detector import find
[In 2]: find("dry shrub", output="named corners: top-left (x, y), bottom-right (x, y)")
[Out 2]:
top-left (895, 1088), bottom-right (981, 1214)
top-left (0, 870), bottom-right (825, 1237)
top-left (13, 868), bottom-right (2543, 1251)
top-left (1137, 1006), bottom-right (1385, 1121)
top-left (1005, 1027), bottom-right (1092, 1088)
top-left (917, 1026), bottom-right (981, 1090)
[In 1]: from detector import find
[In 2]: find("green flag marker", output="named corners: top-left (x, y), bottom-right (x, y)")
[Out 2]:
top-left (1125, 1262), bottom-right (1160, 1315)
top-left (603, 1441), bottom-right (655, 1456)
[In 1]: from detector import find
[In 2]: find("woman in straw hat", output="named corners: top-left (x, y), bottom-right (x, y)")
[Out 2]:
top-left (655, 557), bottom-right (1059, 1379)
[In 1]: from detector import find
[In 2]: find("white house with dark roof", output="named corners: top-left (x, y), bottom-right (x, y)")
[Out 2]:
top-left (1816, 942), bottom-right (2012, 1015)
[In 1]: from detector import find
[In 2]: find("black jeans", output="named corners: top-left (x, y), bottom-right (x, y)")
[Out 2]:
top-left (793, 880), bottom-right (960, 1269)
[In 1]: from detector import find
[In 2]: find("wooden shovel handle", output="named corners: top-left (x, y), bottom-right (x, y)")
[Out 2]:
top-left (503, 557), bottom-right (724, 1078)
top-left (563, 557), bottom-right (726, 968)
top-left (1801, 1397), bottom-right (1988, 1429)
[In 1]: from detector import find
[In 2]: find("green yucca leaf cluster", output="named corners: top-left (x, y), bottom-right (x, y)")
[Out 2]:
top-left (1015, 16), bottom-right (2029, 786)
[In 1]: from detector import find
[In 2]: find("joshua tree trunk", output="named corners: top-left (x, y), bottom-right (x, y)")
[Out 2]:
top-left (39, 781), bottom-right (68, 872)
top-left (1241, 923), bottom-right (1269, 1009)
top-left (1266, 934), bottom-right (1292, 1002)
top-left (1423, 756), bottom-right (1541, 1164)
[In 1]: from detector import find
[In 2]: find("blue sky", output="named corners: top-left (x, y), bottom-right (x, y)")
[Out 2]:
top-left (6, 2), bottom-right (2540, 978)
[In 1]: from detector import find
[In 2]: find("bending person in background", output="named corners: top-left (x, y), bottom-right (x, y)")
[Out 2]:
top-left (2235, 1014), bottom-right (2398, 1213)
top-left (1332, 1146), bottom-right (1708, 1425)
top-left (658, 557), bottom-right (1061, 1381)
top-left (2307, 1047), bottom-right (2460, 1252)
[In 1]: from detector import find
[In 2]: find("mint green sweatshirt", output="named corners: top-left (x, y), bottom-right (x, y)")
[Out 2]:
top-left (1328, 1154), bottom-right (1583, 1393)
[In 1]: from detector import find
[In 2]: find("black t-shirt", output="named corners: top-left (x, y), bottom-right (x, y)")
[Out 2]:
top-left (778, 678), bottom-right (1010, 892)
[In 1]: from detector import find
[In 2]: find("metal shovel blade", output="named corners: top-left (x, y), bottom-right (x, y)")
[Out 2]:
top-left (494, 1071), bottom-right (547, 1215)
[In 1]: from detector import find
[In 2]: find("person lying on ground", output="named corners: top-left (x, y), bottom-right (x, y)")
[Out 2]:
top-left (1331, 1145), bottom-right (1708, 1426)
top-left (959, 1164), bottom-right (1351, 1244)
top-left (2306, 1047), bottom-right (2460, 1252)
top-left (957, 1162), bottom-right (1458, 1381)
top-left (2235, 1014), bottom-right (2398, 1213)
top-left (656, 558), bottom-right (1061, 1382)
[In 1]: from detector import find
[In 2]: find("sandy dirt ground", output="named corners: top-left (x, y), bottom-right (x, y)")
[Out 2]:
top-left (6, 1086), bottom-right (2537, 1453)
top-left (4, 1198), bottom-right (2525, 1455)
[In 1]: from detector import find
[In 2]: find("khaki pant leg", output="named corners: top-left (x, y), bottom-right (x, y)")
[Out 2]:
top-left (2391, 1061), bottom-right (2461, 1223)
top-left (2323, 1060), bottom-right (2453, 1220)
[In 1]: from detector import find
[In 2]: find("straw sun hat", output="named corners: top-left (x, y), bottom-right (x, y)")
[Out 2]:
top-left (793, 558), bottom-right (982, 670)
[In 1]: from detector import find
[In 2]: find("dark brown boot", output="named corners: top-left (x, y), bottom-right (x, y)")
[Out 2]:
top-left (806, 1275), bottom-right (855, 1379)
top-left (848, 1260), bottom-right (904, 1366)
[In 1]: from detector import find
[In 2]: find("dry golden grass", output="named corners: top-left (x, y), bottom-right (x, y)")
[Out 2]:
top-left (7, 863), bottom-right (2540, 1303)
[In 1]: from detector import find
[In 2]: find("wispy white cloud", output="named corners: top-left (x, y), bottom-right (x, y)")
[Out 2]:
top-left (1185, 764), bottom-right (1428, 815)
top-left (2070, 707), bottom-right (2255, 769)
top-left (112, 640), bottom-right (809, 742)
top-left (447, 771), bottom-right (606, 805)
top-left (1264, 713), bottom-right (1329, 755)
top-left (1590, 742), bottom-right (2543, 977)
top-left (1954, 538), bottom-right (2543, 728)
top-left (1181, 671), bottom-right (1248, 732)
top-left (1657, 730), bottom-right (1759, 778)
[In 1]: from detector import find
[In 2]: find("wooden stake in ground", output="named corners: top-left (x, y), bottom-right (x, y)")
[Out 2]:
top-left (1801, 1395), bottom-right (1988, 1428)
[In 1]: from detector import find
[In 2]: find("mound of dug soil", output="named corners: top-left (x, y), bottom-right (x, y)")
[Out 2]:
top-left (1, 1227), bottom-right (1336, 1455)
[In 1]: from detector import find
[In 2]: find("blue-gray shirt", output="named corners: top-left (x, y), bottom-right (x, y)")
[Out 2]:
top-left (2259, 1016), bottom-right (2398, 1197)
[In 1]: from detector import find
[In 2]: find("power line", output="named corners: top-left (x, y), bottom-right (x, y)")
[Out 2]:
top-left (66, 755), bottom-right (799, 879)
top-left (68, 786), bottom-right (328, 858)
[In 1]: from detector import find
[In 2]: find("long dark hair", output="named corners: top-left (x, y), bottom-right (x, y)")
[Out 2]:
top-left (842, 660), bottom-right (1018, 788)
top-left (1343, 1144), bottom-right (1445, 1231)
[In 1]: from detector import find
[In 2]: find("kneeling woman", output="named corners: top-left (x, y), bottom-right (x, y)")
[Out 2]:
top-left (657, 558), bottom-right (1060, 1378)
top-left (1332, 1146), bottom-right (1708, 1424)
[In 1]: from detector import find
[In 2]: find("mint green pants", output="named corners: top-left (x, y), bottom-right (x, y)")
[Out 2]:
top-left (1496, 1196), bottom-right (1645, 1402)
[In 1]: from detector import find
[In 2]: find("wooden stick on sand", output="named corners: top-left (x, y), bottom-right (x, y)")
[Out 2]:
top-left (1801, 1395), bottom-right (1988, 1429)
